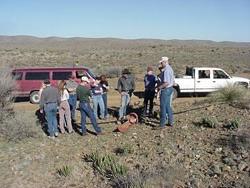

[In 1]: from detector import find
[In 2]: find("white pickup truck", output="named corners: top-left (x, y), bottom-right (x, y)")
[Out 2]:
top-left (173, 67), bottom-right (250, 98)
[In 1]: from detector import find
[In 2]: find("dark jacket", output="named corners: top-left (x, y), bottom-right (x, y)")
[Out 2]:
top-left (117, 74), bottom-right (135, 93)
top-left (40, 86), bottom-right (60, 109)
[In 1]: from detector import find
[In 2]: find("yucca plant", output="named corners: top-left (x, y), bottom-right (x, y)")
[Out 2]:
top-left (57, 165), bottom-right (72, 177)
top-left (84, 152), bottom-right (128, 179)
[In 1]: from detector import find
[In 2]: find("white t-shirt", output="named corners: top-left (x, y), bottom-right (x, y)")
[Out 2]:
top-left (61, 89), bottom-right (69, 101)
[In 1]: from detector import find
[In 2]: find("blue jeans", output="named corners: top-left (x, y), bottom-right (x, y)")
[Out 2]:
top-left (119, 93), bottom-right (130, 119)
top-left (160, 87), bottom-right (174, 127)
top-left (44, 103), bottom-right (58, 136)
top-left (79, 101), bottom-right (101, 134)
top-left (92, 95), bottom-right (105, 119)
top-left (68, 94), bottom-right (77, 121)
top-left (102, 93), bottom-right (108, 117)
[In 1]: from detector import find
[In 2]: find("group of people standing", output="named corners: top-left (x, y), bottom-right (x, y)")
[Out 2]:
top-left (39, 75), bottom-right (109, 138)
top-left (39, 56), bottom-right (175, 138)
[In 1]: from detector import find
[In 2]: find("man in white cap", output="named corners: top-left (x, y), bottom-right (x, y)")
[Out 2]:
top-left (157, 57), bottom-right (174, 128)
top-left (76, 76), bottom-right (102, 136)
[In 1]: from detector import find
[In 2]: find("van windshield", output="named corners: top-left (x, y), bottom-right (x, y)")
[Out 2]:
top-left (87, 69), bottom-right (96, 79)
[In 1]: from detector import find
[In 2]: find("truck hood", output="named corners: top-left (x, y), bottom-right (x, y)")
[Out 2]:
top-left (231, 76), bottom-right (250, 83)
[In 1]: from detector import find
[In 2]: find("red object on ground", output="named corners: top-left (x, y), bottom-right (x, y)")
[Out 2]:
top-left (116, 113), bottom-right (138, 133)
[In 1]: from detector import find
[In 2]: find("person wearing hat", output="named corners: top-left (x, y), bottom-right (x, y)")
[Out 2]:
top-left (143, 66), bottom-right (157, 117)
top-left (66, 75), bottom-right (78, 123)
top-left (157, 57), bottom-right (175, 128)
top-left (117, 68), bottom-right (135, 122)
top-left (76, 76), bottom-right (102, 135)
top-left (39, 79), bottom-right (61, 138)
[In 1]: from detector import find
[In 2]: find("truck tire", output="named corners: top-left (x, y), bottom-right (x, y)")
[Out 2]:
top-left (30, 91), bottom-right (40, 104)
top-left (172, 88), bottom-right (178, 100)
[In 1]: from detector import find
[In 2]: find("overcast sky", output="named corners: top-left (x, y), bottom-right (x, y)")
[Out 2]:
top-left (0, 0), bottom-right (250, 42)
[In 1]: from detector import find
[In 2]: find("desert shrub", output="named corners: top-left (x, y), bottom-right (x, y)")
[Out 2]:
top-left (224, 119), bottom-right (240, 130)
top-left (208, 85), bottom-right (247, 105)
top-left (112, 164), bottom-right (185, 188)
top-left (114, 144), bottom-right (134, 156)
top-left (84, 151), bottom-right (128, 179)
top-left (0, 68), bottom-right (15, 121)
top-left (56, 165), bottom-right (73, 178)
top-left (105, 67), bottom-right (122, 78)
top-left (112, 170), bottom-right (147, 188)
top-left (196, 116), bottom-right (218, 128)
top-left (0, 68), bottom-right (41, 142)
top-left (93, 66), bottom-right (122, 78)
top-left (0, 112), bottom-right (42, 142)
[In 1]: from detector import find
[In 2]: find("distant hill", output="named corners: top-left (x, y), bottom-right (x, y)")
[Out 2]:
top-left (0, 35), bottom-right (250, 50)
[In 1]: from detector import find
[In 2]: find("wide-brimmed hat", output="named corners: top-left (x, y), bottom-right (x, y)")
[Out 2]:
top-left (81, 76), bottom-right (89, 83)
top-left (159, 56), bottom-right (169, 63)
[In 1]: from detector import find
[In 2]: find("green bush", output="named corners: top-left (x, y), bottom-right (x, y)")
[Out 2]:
top-left (224, 119), bottom-right (240, 130)
top-left (196, 116), bottom-right (218, 128)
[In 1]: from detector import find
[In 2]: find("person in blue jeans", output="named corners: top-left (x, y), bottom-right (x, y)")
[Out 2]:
top-left (117, 69), bottom-right (135, 123)
top-left (39, 79), bottom-right (60, 138)
top-left (66, 76), bottom-right (78, 122)
top-left (76, 76), bottom-right (102, 136)
top-left (157, 57), bottom-right (175, 128)
top-left (100, 75), bottom-right (109, 118)
top-left (91, 77), bottom-right (105, 119)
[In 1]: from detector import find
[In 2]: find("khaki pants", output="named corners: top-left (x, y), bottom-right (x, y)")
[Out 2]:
top-left (59, 100), bottom-right (73, 133)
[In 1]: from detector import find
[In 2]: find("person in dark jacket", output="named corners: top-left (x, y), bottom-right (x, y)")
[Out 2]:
top-left (117, 69), bottom-right (135, 122)
top-left (40, 79), bottom-right (60, 138)
top-left (143, 66), bottom-right (157, 117)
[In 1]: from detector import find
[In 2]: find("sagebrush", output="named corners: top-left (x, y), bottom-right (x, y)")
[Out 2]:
top-left (0, 67), bottom-right (41, 142)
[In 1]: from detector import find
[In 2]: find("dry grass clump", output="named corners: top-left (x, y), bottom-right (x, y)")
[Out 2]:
top-left (208, 85), bottom-right (250, 109)
top-left (0, 67), bottom-right (15, 120)
top-left (0, 67), bottom-right (41, 142)
top-left (0, 112), bottom-right (42, 142)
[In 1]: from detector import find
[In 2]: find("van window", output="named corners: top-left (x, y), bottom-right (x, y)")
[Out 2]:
top-left (52, 72), bottom-right (72, 80)
top-left (76, 70), bottom-right (87, 79)
top-left (12, 72), bottom-right (23, 80)
top-left (25, 72), bottom-right (49, 80)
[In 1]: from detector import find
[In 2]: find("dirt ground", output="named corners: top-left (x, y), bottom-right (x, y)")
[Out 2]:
top-left (0, 84), bottom-right (248, 188)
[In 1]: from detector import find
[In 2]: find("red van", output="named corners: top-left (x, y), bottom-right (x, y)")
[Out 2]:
top-left (12, 67), bottom-right (95, 103)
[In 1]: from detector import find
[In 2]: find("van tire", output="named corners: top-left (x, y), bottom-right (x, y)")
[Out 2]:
top-left (30, 91), bottom-right (40, 104)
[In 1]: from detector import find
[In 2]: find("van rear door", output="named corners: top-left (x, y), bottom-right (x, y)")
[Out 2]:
top-left (12, 71), bottom-right (24, 96)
